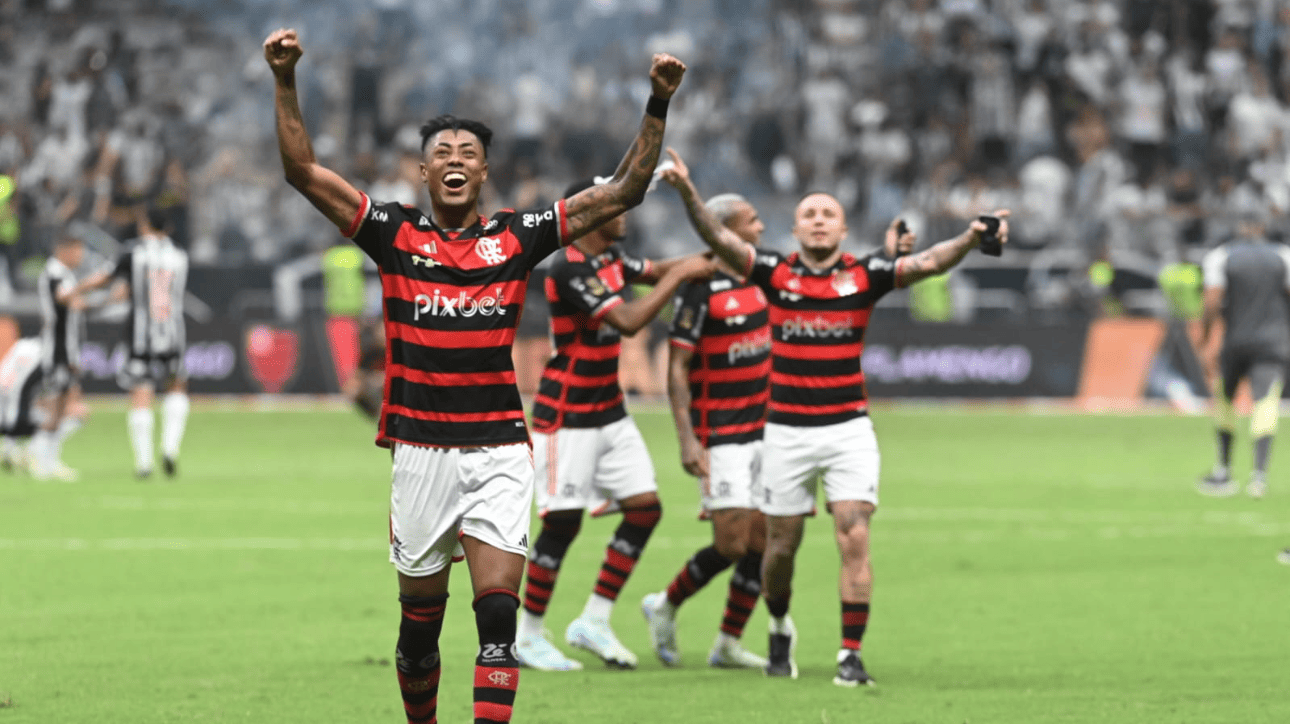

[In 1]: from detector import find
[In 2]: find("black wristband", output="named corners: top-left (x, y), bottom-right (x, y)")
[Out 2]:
top-left (646, 95), bottom-right (669, 119)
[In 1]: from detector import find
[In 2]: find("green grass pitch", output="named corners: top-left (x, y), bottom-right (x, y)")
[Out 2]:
top-left (2, 403), bottom-right (1289, 723)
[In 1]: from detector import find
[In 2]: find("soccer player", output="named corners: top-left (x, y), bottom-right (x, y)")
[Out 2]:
top-left (32, 235), bottom-right (91, 481)
top-left (660, 147), bottom-right (1008, 686)
top-left (264, 27), bottom-right (685, 724)
top-left (0, 337), bottom-right (47, 472)
top-left (77, 204), bottom-right (190, 479)
top-left (516, 177), bottom-right (714, 672)
top-left (1196, 210), bottom-right (1290, 499)
top-left (638, 192), bottom-right (772, 670)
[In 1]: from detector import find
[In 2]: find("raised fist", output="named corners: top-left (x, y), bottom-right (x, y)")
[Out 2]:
top-left (264, 28), bottom-right (303, 76)
top-left (649, 53), bottom-right (687, 100)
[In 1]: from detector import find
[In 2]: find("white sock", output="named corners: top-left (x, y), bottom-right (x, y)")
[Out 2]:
top-left (57, 416), bottom-right (82, 437)
top-left (518, 610), bottom-right (544, 641)
top-left (582, 593), bottom-right (615, 621)
top-left (161, 392), bottom-right (189, 460)
top-left (31, 429), bottom-right (58, 472)
top-left (769, 615), bottom-right (791, 635)
top-left (128, 408), bottom-right (155, 472)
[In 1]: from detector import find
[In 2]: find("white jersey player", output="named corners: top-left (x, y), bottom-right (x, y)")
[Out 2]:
top-left (0, 338), bottom-right (47, 471)
top-left (81, 204), bottom-right (190, 478)
top-left (32, 236), bottom-right (92, 481)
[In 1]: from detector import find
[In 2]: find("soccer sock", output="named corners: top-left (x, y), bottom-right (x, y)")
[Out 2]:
top-left (666, 545), bottom-right (732, 607)
top-left (765, 591), bottom-right (791, 634)
top-left (29, 430), bottom-right (53, 472)
top-left (56, 416), bottom-right (82, 442)
top-left (720, 551), bottom-right (763, 638)
top-left (587, 502), bottom-right (662, 618)
top-left (127, 408), bottom-right (155, 472)
top-left (1254, 435), bottom-right (1273, 477)
top-left (396, 593), bottom-right (447, 724)
top-left (161, 392), bottom-right (189, 461)
top-left (520, 512), bottom-right (582, 639)
top-left (473, 590), bottom-right (520, 724)
top-left (1216, 430), bottom-right (1233, 473)
top-left (841, 601), bottom-right (870, 651)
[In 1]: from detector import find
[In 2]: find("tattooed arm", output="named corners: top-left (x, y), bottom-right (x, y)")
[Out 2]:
top-left (895, 210), bottom-right (1011, 287)
top-left (659, 147), bottom-right (754, 275)
top-left (264, 28), bottom-right (362, 231)
top-left (561, 53), bottom-right (687, 241)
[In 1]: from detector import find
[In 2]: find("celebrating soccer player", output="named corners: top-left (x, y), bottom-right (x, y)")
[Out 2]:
top-left (264, 27), bottom-right (685, 724)
top-left (661, 147), bottom-right (1008, 687)
top-left (639, 193), bottom-right (772, 670)
top-left (32, 235), bottom-right (92, 481)
top-left (516, 177), bottom-right (714, 671)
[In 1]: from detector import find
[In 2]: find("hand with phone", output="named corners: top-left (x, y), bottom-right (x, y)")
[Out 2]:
top-left (973, 212), bottom-right (1009, 257)
top-left (886, 217), bottom-right (916, 258)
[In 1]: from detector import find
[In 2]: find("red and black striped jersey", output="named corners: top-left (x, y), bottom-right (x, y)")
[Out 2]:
top-left (346, 192), bottom-right (572, 448)
top-left (669, 271), bottom-right (771, 447)
top-left (531, 243), bottom-right (651, 432)
top-left (740, 247), bottom-right (899, 427)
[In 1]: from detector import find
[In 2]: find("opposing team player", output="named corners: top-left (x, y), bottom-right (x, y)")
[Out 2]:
top-left (516, 177), bottom-right (713, 671)
top-left (0, 337), bottom-right (47, 472)
top-left (638, 192), bottom-right (771, 670)
top-left (1197, 210), bottom-right (1290, 500)
top-left (32, 235), bottom-right (92, 481)
top-left (265, 27), bottom-right (685, 724)
top-left (661, 148), bottom-right (1007, 686)
top-left (76, 204), bottom-right (190, 478)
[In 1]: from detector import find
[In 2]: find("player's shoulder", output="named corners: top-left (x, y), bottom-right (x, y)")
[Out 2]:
top-left (751, 247), bottom-right (787, 269)
top-left (496, 203), bottom-right (561, 232)
top-left (854, 251), bottom-right (896, 275)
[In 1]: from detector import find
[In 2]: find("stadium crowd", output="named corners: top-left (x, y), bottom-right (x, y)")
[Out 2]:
top-left (3, 0), bottom-right (1290, 312)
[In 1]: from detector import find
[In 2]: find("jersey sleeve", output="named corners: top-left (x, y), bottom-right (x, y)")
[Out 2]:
top-left (860, 252), bottom-right (898, 296)
top-left (345, 192), bottom-right (403, 265)
top-left (668, 282), bottom-right (708, 350)
top-left (550, 256), bottom-right (625, 320)
top-left (746, 249), bottom-right (785, 291)
top-left (508, 200), bottom-right (572, 270)
top-left (620, 250), bottom-right (653, 283)
top-left (1201, 247), bottom-right (1228, 289)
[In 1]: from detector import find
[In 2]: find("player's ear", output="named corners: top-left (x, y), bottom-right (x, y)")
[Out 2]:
top-left (419, 161), bottom-right (428, 183)
top-left (480, 159), bottom-right (489, 184)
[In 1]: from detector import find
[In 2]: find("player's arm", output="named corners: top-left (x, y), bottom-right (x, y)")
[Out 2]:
top-left (264, 28), bottom-right (363, 231)
top-left (667, 343), bottom-right (708, 478)
top-left (561, 54), bottom-right (686, 242)
top-left (633, 252), bottom-right (714, 285)
top-left (659, 147), bottom-right (753, 275)
top-left (602, 255), bottom-right (714, 336)
top-left (895, 210), bottom-right (1011, 287)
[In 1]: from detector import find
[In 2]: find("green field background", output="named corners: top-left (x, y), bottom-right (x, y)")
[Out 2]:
top-left (2, 404), bottom-right (1289, 723)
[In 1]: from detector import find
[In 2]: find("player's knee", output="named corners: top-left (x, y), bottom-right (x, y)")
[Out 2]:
top-left (540, 509), bottom-right (583, 544)
top-left (713, 517), bottom-right (750, 560)
top-left (473, 589), bottom-right (520, 641)
top-left (622, 500), bottom-right (662, 529)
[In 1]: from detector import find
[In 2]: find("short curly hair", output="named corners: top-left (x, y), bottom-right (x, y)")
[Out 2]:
top-left (419, 115), bottom-right (494, 157)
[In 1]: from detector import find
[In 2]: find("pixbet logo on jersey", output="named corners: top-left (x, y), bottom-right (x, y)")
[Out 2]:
top-left (780, 315), bottom-right (853, 340)
top-left (727, 331), bottom-right (772, 364)
top-left (413, 287), bottom-right (508, 320)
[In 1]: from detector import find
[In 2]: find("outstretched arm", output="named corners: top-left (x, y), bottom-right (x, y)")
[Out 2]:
top-left (264, 28), bottom-right (362, 231)
top-left (561, 54), bottom-right (687, 241)
top-left (895, 210), bottom-right (1011, 287)
top-left (602, 255), bottom-right (713, 336)
top-left (659, 148), bottom-right (753, 275)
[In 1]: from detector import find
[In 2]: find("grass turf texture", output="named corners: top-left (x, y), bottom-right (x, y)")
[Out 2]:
top-left (2, 405), bottom-right (1289, 723)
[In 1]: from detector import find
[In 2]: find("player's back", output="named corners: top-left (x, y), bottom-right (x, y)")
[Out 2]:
top-left (37, 257), bottom-right (80, 366)
top-left (121, 235), bottom-right (188, 356)
top-left (1206, 239), bottom-right (1290, 358)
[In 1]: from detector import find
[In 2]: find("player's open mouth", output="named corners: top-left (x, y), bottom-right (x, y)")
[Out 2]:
top-left (443, 172), bottom-right (468, 189)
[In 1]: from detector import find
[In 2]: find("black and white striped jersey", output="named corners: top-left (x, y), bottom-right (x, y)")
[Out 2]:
top-left (37, 257), bottom-right (81, 370)
top-left (112, 234), bottom-right (189, 358)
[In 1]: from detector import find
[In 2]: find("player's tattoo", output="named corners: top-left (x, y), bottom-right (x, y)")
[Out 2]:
top-left (672, 173), bottom-right (750, 273)
top-left (563, 116), bottom-right (665, 241)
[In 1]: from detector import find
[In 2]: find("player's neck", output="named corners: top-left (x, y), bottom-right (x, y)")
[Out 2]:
top-left (430, 202), bottom-right (480, 232)
top-left (573, 234), bottom-right (613, 257)
top-left (798, 245), bottom-right (842, 271)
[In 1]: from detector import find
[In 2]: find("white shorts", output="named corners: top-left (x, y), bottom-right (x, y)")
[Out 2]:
top-left (533, 416), bottom-right (656, 516)
top-left (760, 417), bottom-right (880, 516)
top-left (698, 440), bottom-right (762, 514)
top-left (388, 442), bottom-right (534, 577)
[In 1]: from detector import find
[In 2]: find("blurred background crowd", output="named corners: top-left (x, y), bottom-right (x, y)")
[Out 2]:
top-left (2, 0), bottom-right (1289, 320)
